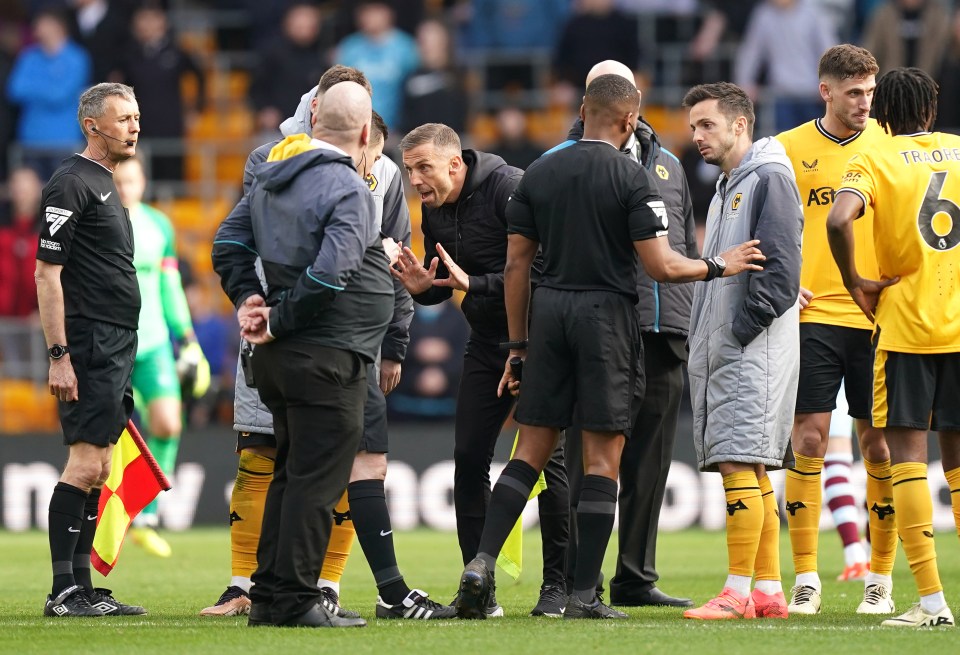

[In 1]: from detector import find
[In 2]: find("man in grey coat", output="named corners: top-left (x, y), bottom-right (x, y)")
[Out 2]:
top-left (681, 82), bottom-right (802, 621)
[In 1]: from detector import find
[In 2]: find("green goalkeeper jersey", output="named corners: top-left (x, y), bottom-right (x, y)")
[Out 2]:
top-left (131, 202), bottom-right (193, 356)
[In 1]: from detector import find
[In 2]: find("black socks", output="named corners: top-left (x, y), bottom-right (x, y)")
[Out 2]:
top-left (476, 459), bottom-right (540, 571)
top-left (73, 487), bottom-right (101, 591)
top-left (48, 482), bottom-right (87, 595)
top-left (348, 479), bottom-right (410, 604)
top-left (572, 475), bottom-right (618, 602)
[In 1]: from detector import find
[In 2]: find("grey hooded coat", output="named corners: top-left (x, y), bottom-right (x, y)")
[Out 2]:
top-left (687, 137), bottom-right (803, 472)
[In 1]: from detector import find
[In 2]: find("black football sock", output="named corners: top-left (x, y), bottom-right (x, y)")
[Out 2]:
top-left (476, 459), bottom-right (540, 571)
top-left (48, 482), bottom-right (87, 596)
top-left (73, 487), bottom-right (101, 591)
top-left (572, 475), bottom-right (618, 603)
top-left (348, 479), bottom-right (411, 604)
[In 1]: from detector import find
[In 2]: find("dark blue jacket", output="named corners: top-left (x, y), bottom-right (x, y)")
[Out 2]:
top-left (213, 143), bottom-right (392, 361)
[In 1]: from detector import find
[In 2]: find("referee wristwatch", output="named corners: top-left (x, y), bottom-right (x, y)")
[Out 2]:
top-left (702, 255), bottom-right (727, 281)
top-left (712, 256), bottom-right (727, 275)
top-left (48, 344), bottom-right (70, 360)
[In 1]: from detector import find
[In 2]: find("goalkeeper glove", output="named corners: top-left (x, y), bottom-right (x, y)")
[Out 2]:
top-left (176, 340), bottom-right (211, 398)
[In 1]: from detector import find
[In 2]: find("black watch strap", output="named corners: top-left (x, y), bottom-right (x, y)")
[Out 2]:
top-left (499, 339), bottom-right (528, 351)
top-left (702, 257), bottom-right (720, 281)
top-left (48, 344), bottom-right (70, 359)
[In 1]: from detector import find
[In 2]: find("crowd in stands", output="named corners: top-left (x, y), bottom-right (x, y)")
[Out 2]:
top-left (3, 0), bottom-right (960, 429)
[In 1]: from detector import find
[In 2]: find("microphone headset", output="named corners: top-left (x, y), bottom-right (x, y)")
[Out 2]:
top-left (90, 126), bottom-right (135, 147)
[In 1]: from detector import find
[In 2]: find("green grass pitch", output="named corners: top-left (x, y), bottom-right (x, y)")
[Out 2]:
top-left (2, 528), bottom-right (959, 654)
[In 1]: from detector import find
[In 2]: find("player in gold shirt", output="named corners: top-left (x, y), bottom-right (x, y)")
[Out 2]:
top-left (828, 66), bottom-right (960, 629)
top-left (776, 45), bottom-right (897, 617)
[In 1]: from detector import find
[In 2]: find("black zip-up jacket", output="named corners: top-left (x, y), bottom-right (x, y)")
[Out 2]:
top-left (413, 149), bottom-right (540, 342)
top-left (556, 118), bottom-right (699, 338)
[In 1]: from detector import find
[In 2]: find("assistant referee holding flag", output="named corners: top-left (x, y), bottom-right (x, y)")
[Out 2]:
top-left (36, 82), bottom-right (146, 617)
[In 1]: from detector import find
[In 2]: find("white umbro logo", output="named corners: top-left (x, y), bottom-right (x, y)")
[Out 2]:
top-left (51, 604), bottom-right (69, 616)
top-left (45, 206), bottom-right (73, 235)
top-left (90, 601), bottom-right (116, 614)
top-left (100, 192), bottom-right (112, 202)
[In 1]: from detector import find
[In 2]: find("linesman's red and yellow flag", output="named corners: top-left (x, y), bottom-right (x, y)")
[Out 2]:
top-left (91, 420), bottom-right (171, 576)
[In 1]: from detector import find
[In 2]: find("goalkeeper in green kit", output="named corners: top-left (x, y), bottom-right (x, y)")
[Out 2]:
top-left (114, 157), bottom-right (209, 557)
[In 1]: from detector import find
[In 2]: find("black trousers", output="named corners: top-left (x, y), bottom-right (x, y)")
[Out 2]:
top-left (454, 335), bottom-right (569, 584)
top-left (565, 332), bottom-right (686, 598)
top-left (249, 340), bottom-right (366, 624)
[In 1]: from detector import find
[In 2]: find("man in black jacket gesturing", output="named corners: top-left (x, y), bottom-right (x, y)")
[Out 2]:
top-left (394, 123), bottom-right (569, 617)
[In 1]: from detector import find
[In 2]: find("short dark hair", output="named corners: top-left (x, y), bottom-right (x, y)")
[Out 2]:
top-left (873, 67), bottom-right (939, 136)
top-left (583, 74), bottom-right (638, 125)
top-left (682, 82), bottom-right (755, 136)
top-left (78, 83), bottom-right (137, 132)
top-left (371, 110), bottom-right (388, 144)
top-left (398, 123), bottom-right (461, 154)
top-left (818, 44), bottom-right (879, 81)
top-left (318, 65), bottom-right (373, 96)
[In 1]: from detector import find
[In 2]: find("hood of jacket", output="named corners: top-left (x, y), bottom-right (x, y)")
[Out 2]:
top-left (279, 86), bottom-right (317, 138)
top-left (253, 134), bottom-right (355, 192)
top-left (461, 149), bottom-right (510, 199)
top-left (723, 136), bottom-right (794, 189)
top-left (565, 116), bottom-right (662, 168)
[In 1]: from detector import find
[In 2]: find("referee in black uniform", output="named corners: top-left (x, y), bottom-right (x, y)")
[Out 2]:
top-left (453, 74), bottom-right (765, 620)
top-left (35, 82), bottom-right (146, 617)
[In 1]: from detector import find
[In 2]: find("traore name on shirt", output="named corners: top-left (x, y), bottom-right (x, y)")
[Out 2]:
top-left (898, 147), bottom-right (960, 165)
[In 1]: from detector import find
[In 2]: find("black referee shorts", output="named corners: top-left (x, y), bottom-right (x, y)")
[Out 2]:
top-left (59, 318), bottom-right (136, 447)
top-left (516, 287), bottom-right (640, 435)
top-left (359, 362), bottom-right (388, 454)
top-left (796, 322), bottom-right (873, 419)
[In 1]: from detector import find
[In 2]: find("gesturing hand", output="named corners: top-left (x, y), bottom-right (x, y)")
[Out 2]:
top-left (719, 239), bottom-right (765, 276)
top-left (847, 276), bottom-right (900, 322)
top-left (390, 246), bottom-right (439, 294)
top-left (432, 243), bottom-right (470, 291)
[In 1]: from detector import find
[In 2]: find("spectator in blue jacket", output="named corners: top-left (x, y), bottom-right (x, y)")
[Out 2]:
top-left (336, 1), bottom-right (418, 131)
top-left (6, 9), bottom-right (91, 180)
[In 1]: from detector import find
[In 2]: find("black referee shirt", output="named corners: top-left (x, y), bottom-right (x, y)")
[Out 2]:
top-left (506, 140), bottom-right (667, 302)
top-left (36, 155), bottom-right (141, 329)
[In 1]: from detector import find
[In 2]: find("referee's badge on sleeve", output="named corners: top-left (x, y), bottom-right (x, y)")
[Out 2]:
top-left (45, 206), bottom-right (73, 235)
top-left (647, 200), bottom-right (669, 231)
